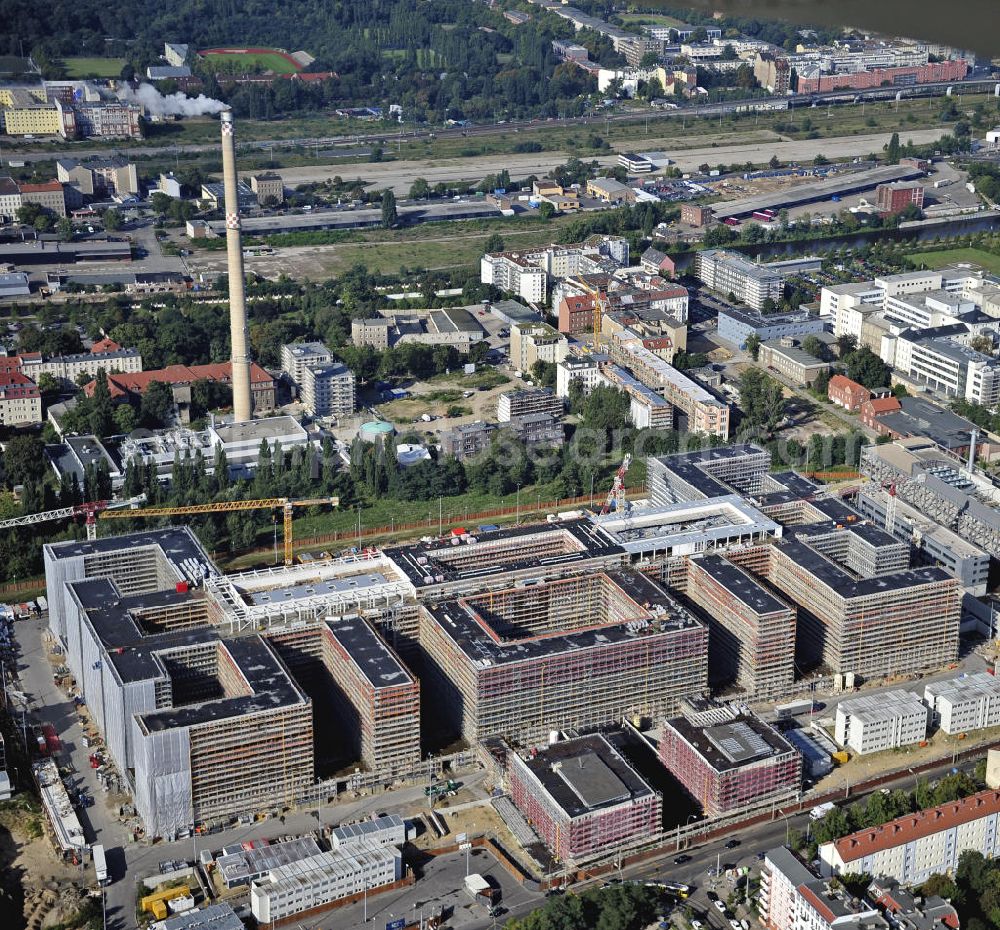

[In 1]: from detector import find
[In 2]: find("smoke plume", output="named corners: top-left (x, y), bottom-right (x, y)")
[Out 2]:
top-left (117, 83), bottom-right (227, 117)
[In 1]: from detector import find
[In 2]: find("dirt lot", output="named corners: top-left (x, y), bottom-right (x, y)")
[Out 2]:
top-left (375, 368), bottom-right (516, 433)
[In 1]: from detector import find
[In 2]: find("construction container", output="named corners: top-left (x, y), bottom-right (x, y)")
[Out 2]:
top-left (831, 751), bottom-right (849, 765)
top-left (140, 885), bottom-right (191, 916)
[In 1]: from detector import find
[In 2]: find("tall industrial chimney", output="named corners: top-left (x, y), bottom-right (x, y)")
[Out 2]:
top-left (220, 110), bottom-right (253, 423)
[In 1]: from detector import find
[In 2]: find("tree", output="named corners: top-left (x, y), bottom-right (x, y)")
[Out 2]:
top-left (56, 217), bottom-right (74, 242)
top-left (150, 192), bottom-right (173, 214)
top-left (380, 190), bottom-right (397, 229)
top-left (140, 380), bottom-right (175, 428)
top-left (801, 335), bottom-right (827, 360)
top-left (836, 334), bottom-right (858, 357)
top-left (530, 360), bottom-right (557, 388)
top-left (113, 403), bottom-right (138, 434)
top-left (408, 178), bottom-right (430, 200)
top-left (89, 369), bottom-right (115, 437)
top-left (3, 435), bottom-right (46, 487)
top-left (738, 368), bottom-right (785, 436)
top-left (885, 132), bottom-right (901, 164)
top-left (844, 347), bottom-right (891, 390)
top-left (102, 208), bottom-right (123, 232)
top-left (484, 232), bottom-right (505, 253)
top-left (538, 201), bottom-right (556, 220)
top-left (744, 333), bottom-right (761, 361)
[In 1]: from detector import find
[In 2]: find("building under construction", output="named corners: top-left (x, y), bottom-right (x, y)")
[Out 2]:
top-left (268, 618), bottom-right (420, 776)
top-left (419, 568), bottom-right (708, 745)
top-left (684, 554), bottom-right (796, 700)
top-left (763, 524), bottom-right (960, 679)
top-left (659, 701), bottom-right (801, 818)
top-left (506, 733), bottom-right (661, 864)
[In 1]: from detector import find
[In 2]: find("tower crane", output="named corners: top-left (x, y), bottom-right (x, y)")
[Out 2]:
top-left (99, 496), bottom-right (339, 565)
top-left (600, 454), bottom-right (632, 515)
top-left (0, 495), bottom-right (147, 541)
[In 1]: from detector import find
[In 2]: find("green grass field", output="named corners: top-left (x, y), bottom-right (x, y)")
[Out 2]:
top-left (200, 49), bottom-right (300, 74)
top-left (617, 12), bottom-right (687, 27)
top-left (62, 57), bottom-right (126, 78)
top-left (908, 247), bottom-right (1000, 275)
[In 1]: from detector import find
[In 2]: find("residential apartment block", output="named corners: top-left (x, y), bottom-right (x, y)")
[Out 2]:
top-left (819, 788), bottom-right (1000, 883)
top-left (924, 672), bottom-right (1000, 735)
top-left (510, 321), bottom-right (569, 370)
top-left (281, 341), bottom-right (334, 389)
top-left (0, 371), bottom-right (42, 425)
top-left (497, 387), bottom-right (563, 423)
top-left (301, 363), bottom-right (356, 418)
top-left (480, 252), bottom-right (547, 303)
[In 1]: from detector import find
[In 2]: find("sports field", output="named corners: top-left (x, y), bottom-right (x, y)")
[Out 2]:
top-left (63, 57), bottom-right (126, 78)
top-left (908, 247), bottom-right (1000, 275)
top-left (199, 47), bottom-right (301, 74)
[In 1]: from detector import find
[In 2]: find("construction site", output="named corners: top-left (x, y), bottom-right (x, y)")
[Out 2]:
top-left (29, 436), bottom-right (997, 844)
top-left (419, 569), bottom-right (708, 746)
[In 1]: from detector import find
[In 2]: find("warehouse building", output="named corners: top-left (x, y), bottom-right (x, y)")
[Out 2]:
top-left (923, 672), bottom-right (1000, 735)
top-left (659, 703), bottom-right (802, 818)
top-left (819, 788), bottom-right (1000, 883)
top-left (834, 691), bottom-right (928, 755)
top-left (419, 568), bottom-right (707, 745)
top-left (685, 555), bottom-right (796, 700)
top-left (507, 733), bottom-right (661, 863)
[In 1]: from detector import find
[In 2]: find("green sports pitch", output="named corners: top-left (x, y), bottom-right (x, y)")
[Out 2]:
top-left (199, 48), bottom-right (302, 74)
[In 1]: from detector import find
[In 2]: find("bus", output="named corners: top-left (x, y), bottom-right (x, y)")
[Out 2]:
top-left (92, 844), bottom-right (109, 886)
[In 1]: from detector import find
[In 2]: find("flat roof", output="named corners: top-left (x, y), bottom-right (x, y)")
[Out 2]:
top-left (692, 554), bottom-right (789, 616)
top-left (323, 617), bottom-right (412, 689)
top-left (423, 568), bottom-right (702, 666)
top-left (665, 712), bottom-right (796, 772)
top-left (44, 526), bottom-right (214, 578)
top-left (210, 415), bottom-right (307, 444)
top-left (514, 733), bottom-right (654, 819)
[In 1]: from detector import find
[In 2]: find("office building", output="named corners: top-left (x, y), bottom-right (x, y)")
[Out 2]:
top-left (659, 704), bottom-right (801, 818)
top-left (419, 568), bottom-right (707, 745)
top-left (834, 691), bottom-right (928, 754)
top-left (876, 182), bottom-right (925, 215)
top-left (758, 339), bottom-right (830, 387)
top-left (924, 672), bottom-right (1000, 735)
top-left (301, 363), bottom-right (356, 418)
top-left (507, 733), bottom-right (661, 863)
top-left (250, 843), bottom-right (402, 924)
top-left (717, 306), bottom-right (826, 350)
top-left (250, 172), bottom-right (284, 204)
top-left (819, 788), bottom-right (1000, 883)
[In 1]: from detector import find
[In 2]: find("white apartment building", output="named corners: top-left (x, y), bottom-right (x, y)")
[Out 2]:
top-left (924, 672), bottom-right (1000, 734)
top-left (510, 322), bottom-right (568, 370)
top-left (20, 348), bottom-right (142, 384)
top-left (834, 691), bottom-right (928, 755)
top-left (250, 843), bottom-right (401, 924)
top-left (301, 363), bottom-right (356, 418)
top-left (819, 788), bottom-right (1000, 884)
top-left (556, 355), bottom-right (604, 398)
top-left (890, 332), bottom-right (1000, 406)
top-left (281, 342), bottom-right (334, 388)
top-left (694, 250), bottom-right (822, 311)
top-left (480, 253), bottom-right (546, 304)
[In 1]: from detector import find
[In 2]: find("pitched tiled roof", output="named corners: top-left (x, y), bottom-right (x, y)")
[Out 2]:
top-left (832, 788), bottom-right (1000, 862)
top-left (91, 337), bottom-right (122, 354)
top-left (86, 362), bottom-right (273, 398)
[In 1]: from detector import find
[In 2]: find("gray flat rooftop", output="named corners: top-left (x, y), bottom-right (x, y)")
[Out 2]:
top-left (44, 526), bottom-right (214, 576)
top-left (211, 415), bottom-right (306, 444)
top-left (155, 905), bottom-right (244, 930)
top-left (666, 713), bottom-right (795, 772)
top-left (516, 733), bottom-right (654, 819)
top-left (693, 554), bottom-right (789, 616)
top-left (424, 568), bottom-right (702, 666)
top-left (324, 617), bottom-right (412, 689)
top-left (246, 572), bottom-right (391, 606)
top-left (712, 165), bottom-right (923, 219)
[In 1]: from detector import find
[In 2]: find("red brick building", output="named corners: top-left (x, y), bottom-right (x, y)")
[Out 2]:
top-left (828, 374), bottom-right (870, 412)
top-left (876, 182), bottom-right (925, 216)
top-left (860, 395), bottom-right (903, 432)
top-left (681, 203), bottom-right (713, 227)
top-left (795, 58), bottom-right (968, 94)
top-left (557, 294), bottom-right (596, 334)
